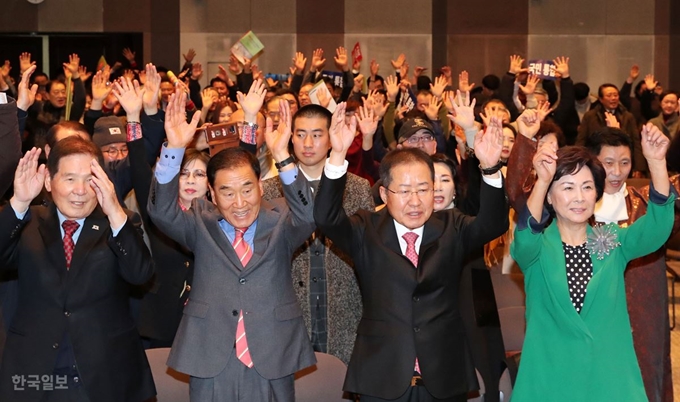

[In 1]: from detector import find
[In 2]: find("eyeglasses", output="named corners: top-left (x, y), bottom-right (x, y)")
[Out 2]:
top-left (179, 170), bottom-right (207, 179)
top-left (402, 134), bottom-right (434, 144)
top-left (102, 147), bottom-right (128, 157)
top-left (385, 187), bottom-right (433, 199)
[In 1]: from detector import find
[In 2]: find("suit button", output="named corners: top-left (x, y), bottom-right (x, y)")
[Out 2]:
top-left (64, 311), bottom-right (71, 317)
top-left (184, 261), bottom-right (190, 268)
top-left (239, 278), bottom-right (246, 285)
top-left (314, 251), bottom-right (320, 256)
top-left (298, 281), bottom-right (304, 287)
top-left (73, 377), bottom-right (79, 383)
top-left (413, 327), bottom-right (420, 333)
top-left (185, 285), bottom-right (191, 292)
top-left (232, 310), bottom-right (238, 316)
top-left (52, 343), bottom-right (59, 349)
top-left (312, 277), bottom-right (317, 283)
top-left (413, 296), bottom-right (419, 302)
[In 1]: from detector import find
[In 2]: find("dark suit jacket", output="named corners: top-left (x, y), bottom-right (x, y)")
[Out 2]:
top-left (148, 169), bottom-right (317, 380)
top-left (314, 172), bottom-right (509, 399)
top-left (0, 204), bottom-right (155, 402)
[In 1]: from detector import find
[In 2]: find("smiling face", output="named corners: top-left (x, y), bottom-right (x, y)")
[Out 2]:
top-left (599, 86), bottom-right (620, 110)
top-left (179, 158), bottom-right (209, 209)
top-left (547, 166), bottom-right (597, 226)
top-left (380, 161), bottom-right (434, 230)
top-left (45, 153), bottom-right (98, 220)
top-left (661, 93), bottom-right (679, 116)
top-left (209, 164), bottom-right (263, 229)
top-left (48, 82), bottom-right (67, 108)
top-left (596, 145), bottom-right (631, 194)
top-left (433, 162), bottom-right (455, 211)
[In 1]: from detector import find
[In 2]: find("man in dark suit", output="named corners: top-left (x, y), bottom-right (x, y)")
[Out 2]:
top-left (0, 137), bottom-right (155, 402)
top-left (147, 84), bottom-right (316, 401)
top-left (314, 107), bottom-right (509, 401)
top-left (262, 104), bottom-right (374, 365)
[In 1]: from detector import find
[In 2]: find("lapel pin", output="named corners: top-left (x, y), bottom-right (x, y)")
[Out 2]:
top-left (92, 225), bottom-right (99, 230)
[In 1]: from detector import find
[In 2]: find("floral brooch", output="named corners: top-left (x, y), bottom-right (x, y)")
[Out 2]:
top-left (587, 224), bottom-right (621, 260)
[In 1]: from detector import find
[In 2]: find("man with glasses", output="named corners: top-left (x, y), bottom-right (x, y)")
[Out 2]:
top-left (397, 118), bottom-right (438, 155)
top-left (314, 109), bottom-right (509, 401)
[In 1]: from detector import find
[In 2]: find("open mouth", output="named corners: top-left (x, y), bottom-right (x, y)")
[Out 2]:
top-left (434, 196), bottom-right (445, 204)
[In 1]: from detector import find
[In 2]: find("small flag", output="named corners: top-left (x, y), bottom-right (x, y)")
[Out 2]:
top-left (97, 56), bottom-right (108, 72)
top-left (92, 225), bottom-right (99, 231)
top-left (351, 42), bottom-right (363, 65)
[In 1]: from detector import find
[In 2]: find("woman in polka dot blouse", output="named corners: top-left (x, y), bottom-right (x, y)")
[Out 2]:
top-left (509, 128), bottom-right (675, 402)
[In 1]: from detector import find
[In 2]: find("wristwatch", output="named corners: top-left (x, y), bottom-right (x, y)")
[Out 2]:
top-left (479, 161), bottom-right (503, 175)
top-left (274, 156), bottom-right (295, 170)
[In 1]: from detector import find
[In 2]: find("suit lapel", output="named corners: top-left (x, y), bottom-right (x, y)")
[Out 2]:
top-left (67, 207), bottom-right (109, 280)
top-left (376, 209), bottom-right (402, 256)
top-left (38, 204), bottom-right (68, 281)
top-left (205, 215), bottom-right (243, 275)
top-left (245, 202), bottom-right (278, 271)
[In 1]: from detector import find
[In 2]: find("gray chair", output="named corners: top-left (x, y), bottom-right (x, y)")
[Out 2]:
top-left (499, 368), bottom-right (513, 402)
top-left (490, 270), bottom-right (526, 309)
top-left (294, 352), bottom-right (348, 402)
top-left (145, 347), bottom-right (190, 402)
top-left (498, 306), bottom-right (526, 353)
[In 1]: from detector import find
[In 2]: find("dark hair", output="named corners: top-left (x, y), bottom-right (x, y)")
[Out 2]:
top-left (266, 96), bottom-right (282, 110)
top-left (546, 146), bottom-right (605, 215)
top-left (46, 79), bottom-right (66, 94)
top-left (209, 77), bottom-right (227, 87)
top-left (584, 128), bottom-right (633, 157)
top-left (573, 83), bottom-right (590, 101)
top-left (293, 104), bottom-right (332, 130)
top-left (46, 121), bottom-right (89, 149)
top-left (481, 98), bottom-right (507, 111)
top-left (275, 88), bottom-right (300, 107)
top-left (210, 100), bottom-right (237, 124)
top-left (660, 90), bottom-right (679, 104)
top-left (416, 76), bottom-right (432, 92)
top-left (536, 120), bottom-right (566, 147)
top-left (597, 84), bottom-right (619, 99)
top-left (416, 89), bottom-right (432, 99)
top-left (47, 136), bottom-right (104, 178)
top-left (207, 147), bottom-right (260, 187)
top-left (502, 123), bottom-right (518, 139)
top-left (372, 75), bottom-right (385, 86)
top-left (634, 80), bottom-right (646, 97)
top-left (430, 153), bottom-right (457, 180)
top-left (482, 74), bottom-right (500, 91)
top-left (379, 148), bottom-right (434, 189)
top-left (182, 148), bottom-right (211, 171)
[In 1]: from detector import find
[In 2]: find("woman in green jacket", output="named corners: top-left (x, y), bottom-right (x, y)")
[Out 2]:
top-left (510, 123), bottom-right (675, 402)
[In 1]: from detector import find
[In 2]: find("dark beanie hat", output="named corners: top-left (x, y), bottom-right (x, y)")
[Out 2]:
top-left (93, 116), bottom-right (125, 148)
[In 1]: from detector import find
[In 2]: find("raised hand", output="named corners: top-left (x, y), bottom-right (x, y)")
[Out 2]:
top-left (90, 70), bottom-right (113, 111)
top-left (533, 140), bottom-right (558, 184)
top-left (19, 52), bottom-right (35, 74)
top-left (317, 86), bottom-right (331, 108)
top-left (10, 148), bottom-right (46, 212)
top-left (447, 90), bottom-right (476, 130)
top-left (89, 158), bottom-right (126, 227)
top-left (183, 48), bottom-right (196, 64)
top-left (236, 78), bottom-right (266, 122)
top-left (191, 62), bottom-right (203, 80)
top-left (509, 54), bottom-right (527, 75)
top-left (441, 66), bottom-right (453, 85)
top-left (414, 66), bottom-right (427, 77)
top-left (334, 47), bottom-right (349, 71)
top-left (519, 74), bottom-right (540, 95)
top-left (122, 48), bottom-right (136, 64)
top-left (604, 111), bottom-right (620, 128)
top-left (430, 75), bottom-right (447, 99)
top-left (628, 64), bottom-right (640, 83)
top-left (370, 59), bottom-right (379, 78)
top-left (265, 99), bottom-right (293, 163)
top-left (385, 75), bottom-right (399, 102)
top-left (641, 122), bottom-right (669, 162)
top-left (0, 60), bottom-right (11, 79)
top-left (399, 62), bottom-right (409, 82)
top-left (329, 102), bottom-right (357, 157)
top-left (552, 56), bottom-right (570, 79)
top-left (536, 100), bottom-right (551, 122)
top-left (475, 115), bottom-right (503, 170)
top-left (644, 74), bottom-right (657, 91)
top-left (442, 90), bottom-right (455, 114)
top-left (16, 65), bottom-right (38, 112)
top-left (424, 96), bottom-right (442, 120)
top-left (311, 48), bottom-right (326, 72)
top-left (201, 88), bottom-right (217, 111)
top-left (292, 51), bottom-right (307, 74)
top-left (228, 55), bottom-right (242, 76)
top-left (391, 53), bottom-right (406, 70)
top-left (142, 63), bottom-right (161, 114)
top-left (63, 54), bottom-right (81, 79)
top-left (458, 70), bottom-right (475, 93)
top-left (164, 88), bottom-right (201, 148)
top-left (517, 109), bottom-right (541, 139)
top-left (357, 99), bottom-right (378, 137)
top-left (353, 74), bottom-right (364, 93)
top-left (78, 65), bottom-right (92, 82)
top-left (112, 77), bottom-right (145, 121)
top-left (251, 64), bottom-right (263, 81)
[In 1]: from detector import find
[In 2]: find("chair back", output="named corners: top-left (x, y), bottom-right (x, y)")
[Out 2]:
top-left (145, 347), bottom-right (190, 402)
top-left (294, 352), bottom-right (347, 402)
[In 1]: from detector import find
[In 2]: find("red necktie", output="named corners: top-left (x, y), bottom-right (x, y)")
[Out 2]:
top-left (402, 232), bottom-right (421, 374)
top-left (62, 220), bottom-right (80, 270)
top-left (233, 227), bottom-right (254, 368)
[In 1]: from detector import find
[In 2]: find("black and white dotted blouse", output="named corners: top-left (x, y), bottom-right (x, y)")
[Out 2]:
top-left (563, 242), bottom-right (593, 314)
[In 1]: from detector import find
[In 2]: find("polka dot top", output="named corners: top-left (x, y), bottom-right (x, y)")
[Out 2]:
top-left (563, 242), bottom-right (593, 314)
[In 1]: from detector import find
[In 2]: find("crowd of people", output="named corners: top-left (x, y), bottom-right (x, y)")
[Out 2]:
top-left (0, 45), bottom-right (678, 402)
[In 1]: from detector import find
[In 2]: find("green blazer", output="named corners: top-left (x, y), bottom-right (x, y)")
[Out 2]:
top-left (510, 192), bottom-right (675, 402)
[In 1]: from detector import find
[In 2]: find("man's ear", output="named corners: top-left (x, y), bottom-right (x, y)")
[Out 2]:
top-left (379, 186), bottom-right (388, 205)
top-left (209, 185), bottom-right (216, 204)
top-left (546, 193), bottom-right (552, 205)
top-left (44, 172), bottom-right (52, 193)
top-left (44, 144), bottom-right (51, 159)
